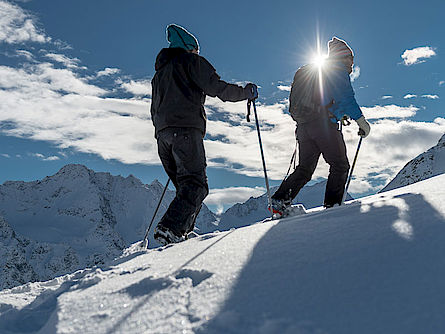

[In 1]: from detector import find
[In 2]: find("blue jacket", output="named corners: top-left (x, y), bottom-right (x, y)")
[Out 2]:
top-left (321, 62), bottom-right (363, 122)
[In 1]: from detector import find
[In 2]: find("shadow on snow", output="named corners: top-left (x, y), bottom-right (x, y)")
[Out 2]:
top-left (198, 192), bottom-right (445, 334)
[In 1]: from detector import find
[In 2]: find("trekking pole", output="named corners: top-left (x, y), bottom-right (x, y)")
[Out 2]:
top-left (247, 100), bottom-right (273, 217)
top-left (341, 134), bottom-right (363, 205)
top-left (141, 178), bottom-right (170, 249)
top-left (284, 146), bottom-right (297, 179)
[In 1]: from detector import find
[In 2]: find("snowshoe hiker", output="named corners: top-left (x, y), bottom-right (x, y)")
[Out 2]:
top-left (151, 24), bottom-right (258, 245)
top-left (271, 37), bottom-right (371, 216)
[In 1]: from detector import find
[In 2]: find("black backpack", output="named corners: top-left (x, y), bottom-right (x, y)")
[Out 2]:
top-left (289, 64), bottom-right (326, 124)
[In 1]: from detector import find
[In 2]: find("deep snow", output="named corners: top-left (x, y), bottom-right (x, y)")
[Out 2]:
top-left (1, 174), bottom-right (444, 333)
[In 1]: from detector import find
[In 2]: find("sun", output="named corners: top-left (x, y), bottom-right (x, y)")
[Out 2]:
top-left (312, 54), bottom-right (327, 68)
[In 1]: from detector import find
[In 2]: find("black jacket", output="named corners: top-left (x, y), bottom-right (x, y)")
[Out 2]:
top-left (150, 48), bottom-right (248, 136)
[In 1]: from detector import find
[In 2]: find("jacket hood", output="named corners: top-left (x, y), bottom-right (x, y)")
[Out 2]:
top-left (155, 48), bottom-right (188, 71)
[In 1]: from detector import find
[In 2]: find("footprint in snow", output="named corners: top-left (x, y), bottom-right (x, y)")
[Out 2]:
top-left (121, 276), bottom-right (174, 298)
top-left (175, 269), bottom-right (213, 287)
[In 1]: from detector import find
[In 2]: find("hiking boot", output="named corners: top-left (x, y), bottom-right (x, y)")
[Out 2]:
top-left (269, 198), bottom-right (290, 218)
top-left (154, 224), bottom-right (185, 246)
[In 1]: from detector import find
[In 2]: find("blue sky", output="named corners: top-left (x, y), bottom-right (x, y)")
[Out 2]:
top-left (0, 0), bottom-right (444, 213)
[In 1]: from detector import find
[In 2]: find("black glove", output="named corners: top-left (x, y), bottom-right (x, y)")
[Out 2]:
top-left (244, 83), bottom-right (258, 101)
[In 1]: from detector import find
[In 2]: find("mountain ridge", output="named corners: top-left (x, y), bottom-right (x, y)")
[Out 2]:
top-left (0, 164), bottom-right (218, 289)
top-left (381, 133), bottom-right (445, 192)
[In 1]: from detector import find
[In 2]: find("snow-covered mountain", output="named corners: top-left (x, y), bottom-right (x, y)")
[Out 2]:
top-left (1, 174), bottom-right (444, 333)
top-left (0, 164), bottom-right (217, 290)
top-left (218, 180), bottom-right (353, 230)
top-left (381, 133), bottom-right (445, 192)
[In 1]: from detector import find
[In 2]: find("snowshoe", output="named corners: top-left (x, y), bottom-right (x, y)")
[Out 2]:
top-left (269, 198), bottom-right (290, 218)
top-left (154, 224), bottom-right (185, 246)
top-left (269, 199), bottom-right (307, 219)
top-left (284, 204), bottom-right (307, 216)
top-left (185, 231), bottom-right (200, 240)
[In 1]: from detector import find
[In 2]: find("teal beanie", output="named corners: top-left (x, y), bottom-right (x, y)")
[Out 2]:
top-left (166, 24), bottom-right (199, 52)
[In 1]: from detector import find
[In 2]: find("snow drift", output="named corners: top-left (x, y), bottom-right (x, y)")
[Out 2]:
top-left (1, 173), bottom-right (444, 333)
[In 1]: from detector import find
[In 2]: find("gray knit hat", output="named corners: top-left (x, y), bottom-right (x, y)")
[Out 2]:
top-left (328, 37), bottom-right (354, 58)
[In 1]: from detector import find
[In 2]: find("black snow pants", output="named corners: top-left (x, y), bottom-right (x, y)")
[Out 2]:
top-left (156, 127), bottom-right (209, 236)
top-left (272, 117), bottom-right (350, 207)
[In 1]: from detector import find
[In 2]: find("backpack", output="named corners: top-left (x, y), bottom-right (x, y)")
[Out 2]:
top-left (288, 64), bottom-right (326, 124)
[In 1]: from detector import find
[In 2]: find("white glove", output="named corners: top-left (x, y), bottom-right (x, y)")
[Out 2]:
top-left (355, 116), bottom-right (370, 138)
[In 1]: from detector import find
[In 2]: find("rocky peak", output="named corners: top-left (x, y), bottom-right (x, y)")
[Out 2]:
top-left (0, 165), bottom-right (219, 290)
top-left (381, 133), bottom-right (445, 192)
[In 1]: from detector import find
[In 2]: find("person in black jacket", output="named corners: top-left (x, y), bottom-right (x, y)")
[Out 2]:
top-left (151, 24), bottom-right (258, 245)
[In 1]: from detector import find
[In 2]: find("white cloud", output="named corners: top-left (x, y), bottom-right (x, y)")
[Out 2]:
top-left (1, 153), bottom-right (10, 158)
top-left (361, 105), bottom-right (418, 119)
top-left (348, 178), bottom-right (374, 195)
top-left (440, 81), bottom-right (445, 86)
top-left (204, 186), bottom-right (266, 213)
top-left (0, 63), bottom-right (106, 96)
top-left (403, 94), bottom-right (417, 99)
top-left (30, 153), bottom-right (60, 161)
top-left (0, 0), bottom-right (49, 43)
top-left (350, 65), bottom-right (360, 82)
top-left (381, 95), bottom-right (393, 100)
top-left (97, 67), bottom-right (120, 77)
top-left (0, 62), bottom-right (157, 165)
top-left (45, 156), bottom-right (60, 161)
top-left (277, 85), bottom-right (291, 92)
top-left (44, 53), bottom-right (84, 69)
top-left (401, 46), bottom-right (436, 66)
top-left (120, 79), bottom-right (152, 96)
top-left (421, 94), bottom-right (439, 100)
top-left (15, 49), bottom-right (33, 60)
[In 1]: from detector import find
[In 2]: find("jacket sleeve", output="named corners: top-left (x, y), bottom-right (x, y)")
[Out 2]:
top-left (328, 69), bottom-right (363, 121)
top-left (188, 55), bottom-right (248, 102)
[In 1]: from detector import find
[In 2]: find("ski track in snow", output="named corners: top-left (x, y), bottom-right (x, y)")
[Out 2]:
top-left (0, 174), bottom-right (445, 333)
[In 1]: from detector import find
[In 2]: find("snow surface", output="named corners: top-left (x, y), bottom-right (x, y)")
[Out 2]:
top-left (1, 173), bottom-right (444, 333)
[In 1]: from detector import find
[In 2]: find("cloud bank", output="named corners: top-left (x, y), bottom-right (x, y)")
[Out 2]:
top-left (1, 49), bottom-right (444, 200)
top-left (1, 0), bottom-right (444, 208)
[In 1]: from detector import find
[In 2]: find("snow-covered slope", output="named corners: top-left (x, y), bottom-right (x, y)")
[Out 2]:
top-left (0, 164), bottom-right (217, 289)
top-left (218, 180), bottom-right (352, 230)
top-left (4, 174), bottom-right (443, 333)
top-left (381, 133), bottom-right (445, 192)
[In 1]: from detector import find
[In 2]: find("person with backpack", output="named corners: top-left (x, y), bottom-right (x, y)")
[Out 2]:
top-left (271, 37), bottom-right (370, 215)
top-left (150, 24), bottom-right (258, 245)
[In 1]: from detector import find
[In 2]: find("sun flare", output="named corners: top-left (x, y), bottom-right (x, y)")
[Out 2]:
top-left (312, 54), bottom-right (327, 68)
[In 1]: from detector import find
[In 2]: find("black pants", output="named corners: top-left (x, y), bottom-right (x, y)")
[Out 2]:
top-left (156, 127), bottom-right (209, 236)
top-left (272, 118), bottom-right (350, 207)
